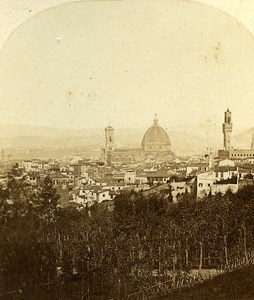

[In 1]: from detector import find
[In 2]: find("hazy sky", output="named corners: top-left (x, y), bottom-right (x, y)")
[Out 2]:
top-left (0, 0), bottom-right (254, 133)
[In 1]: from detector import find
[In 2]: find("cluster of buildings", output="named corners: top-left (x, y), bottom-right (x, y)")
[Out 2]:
top-left (218, 109), bottom-right (254, 161)
top-left (0, 156), bottom-right (183, 207)
top-left (195, 108), bottom-right (254, 198)
top-left (0, 110), bottom-right (253, 207)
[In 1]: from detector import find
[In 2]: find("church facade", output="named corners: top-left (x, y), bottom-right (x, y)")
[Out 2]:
top-left (101, 115), bottom-right (175, 165)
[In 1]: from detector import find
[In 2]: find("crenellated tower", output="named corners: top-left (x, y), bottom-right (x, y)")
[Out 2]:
top-left (222, 108), bottom-right (233, 151)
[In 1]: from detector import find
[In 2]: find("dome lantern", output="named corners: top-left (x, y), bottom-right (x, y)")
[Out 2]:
top-left (154, 114), bottom-right (158, 125)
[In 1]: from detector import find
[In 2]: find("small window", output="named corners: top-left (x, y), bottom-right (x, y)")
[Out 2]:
top-left (199, 183), bottom-right (203, 187)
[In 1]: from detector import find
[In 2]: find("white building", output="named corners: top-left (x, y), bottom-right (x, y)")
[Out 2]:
top-left (197, 167), bottom-right (238, 199)
top-left (197, 172), bottom-right (215, 198)
top-left (78, 187), bottom-right (111, 204)
top-left (218, 159), bottom-right (235, 167)
top-left (170, 180), bottom-right (193, 203)
top-left (124, 170), bottom-right (136, 184)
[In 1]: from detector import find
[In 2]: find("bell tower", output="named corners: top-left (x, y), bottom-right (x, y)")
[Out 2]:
top-left (105, 125), bottom-right (114, 152)
top-left (104, 125), bottom-right (114, 165)
top-left (222, 108), bottom-right (233, 151)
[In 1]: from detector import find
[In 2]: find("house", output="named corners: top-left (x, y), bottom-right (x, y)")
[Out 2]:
top-left (197, 172), bottom-right (217, 198)
top-left (78, 186), bottom-right (111, 204)
top-left (186, 162), bottom-right (208, 175)
top-left (218, 159), bottom-right (235, 167)
top-left (145, 173), bottom-right (169, 185)
top-left (170, 178), bottom-right (194, 203)
top-left (214, 166), bottom-right (238, 181)
top-left (101, 183), bottom-right (125, 192)
top-left (197, 167), bottom-right (239, 199)
top-left (124, 170), bottom-right (136, 184)
top-left (238, 165), bottom-right (254, 179)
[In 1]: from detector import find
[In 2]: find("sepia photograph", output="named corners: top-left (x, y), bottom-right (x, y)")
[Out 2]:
top-left (1, 0), bottom-right (254, 299)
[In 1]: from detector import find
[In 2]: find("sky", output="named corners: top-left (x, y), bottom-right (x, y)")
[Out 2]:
top-left (0, 0), bottom-right (254, 133)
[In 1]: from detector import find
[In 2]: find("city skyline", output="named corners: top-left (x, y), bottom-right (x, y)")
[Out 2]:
top-left (0, 0), bottom-right (254, 133)
top-left (2, 3), bottom-right (254, 298)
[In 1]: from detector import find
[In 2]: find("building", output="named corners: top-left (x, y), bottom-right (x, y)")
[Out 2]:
top-left (218, 109), bottom-right (254, 161)
top-left (145, 173), bottom-right (170, 185)
top-left (186, 162), bottom-right (208, 175)
top-left (124, 170), bottom-right (136, 184)
top-left (170, 179), bottom-right (194, 203)
top-left (222, 108), bottom-right (233, 151)
top-left (197, 166), bottom-right (239, 199)
top-left (101, 115), bottom-right (175, 165)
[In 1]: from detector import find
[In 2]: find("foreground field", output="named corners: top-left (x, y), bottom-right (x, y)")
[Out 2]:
top-left (159, 265), bottom-right (254, 300)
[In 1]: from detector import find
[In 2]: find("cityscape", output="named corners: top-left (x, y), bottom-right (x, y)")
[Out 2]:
top-left (1, 1), bottom-right (254, 299)
top-left (0, 109), bottom-right (254, 208)
top-left (0, 108), bottom-right (254, 298)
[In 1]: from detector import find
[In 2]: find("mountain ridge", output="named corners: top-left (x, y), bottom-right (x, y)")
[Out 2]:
top-left (0, 124), bottom-right (252, 156)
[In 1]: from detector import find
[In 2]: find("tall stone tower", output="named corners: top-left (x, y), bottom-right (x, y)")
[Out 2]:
top-left (105, 125), bottom-right (114, 151)
top-left (222, 108), bottom-right (233, 151)
top-left (105, 125), bottom-right (114, 164)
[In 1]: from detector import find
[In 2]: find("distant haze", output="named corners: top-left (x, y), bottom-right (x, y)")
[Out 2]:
top-left (0, 123), bottom-right (254, 158)
top-left (0, 0), bottom-right (254, 135)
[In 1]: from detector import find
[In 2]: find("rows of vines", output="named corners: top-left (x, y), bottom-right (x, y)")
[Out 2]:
top-left (1, 175), bottom-right (254, 299)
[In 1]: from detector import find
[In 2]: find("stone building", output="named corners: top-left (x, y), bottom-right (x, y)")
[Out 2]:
top-left (218, 109), bottom-right (254, 161)
top-left (101, 115), bottom-right (175, 165)
top-left (222, 108), bottom-right (233, 151)
top-left (197, 167), bottom-right (239, 199)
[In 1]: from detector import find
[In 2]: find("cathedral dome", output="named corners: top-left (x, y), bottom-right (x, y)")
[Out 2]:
top-left (141, 115), bottom-right (171, 152)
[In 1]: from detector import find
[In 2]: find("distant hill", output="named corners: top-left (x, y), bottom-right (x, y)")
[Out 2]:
top-left (232, 127), bottom-right (254, 149)
top-left (1, 123), bottom-right (253, 157)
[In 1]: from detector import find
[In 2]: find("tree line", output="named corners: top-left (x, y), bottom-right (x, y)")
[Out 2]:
top-left (0, 174), bottom-right (254, 299)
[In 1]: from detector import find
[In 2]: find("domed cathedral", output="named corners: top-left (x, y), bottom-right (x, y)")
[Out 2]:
top-left (101, 115), bottom-right (175, 166)
top-left (142, 114), bottom-right (172, 157)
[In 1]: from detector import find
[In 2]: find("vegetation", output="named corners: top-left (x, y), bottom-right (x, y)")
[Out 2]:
top-left (1, 174), bottom-right (254, 299)
top-left (159, 265), bottom-right (254, 299)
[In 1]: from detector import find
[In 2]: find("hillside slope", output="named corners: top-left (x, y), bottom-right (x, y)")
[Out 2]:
top-left (160, 265), bottom-right (254, 300)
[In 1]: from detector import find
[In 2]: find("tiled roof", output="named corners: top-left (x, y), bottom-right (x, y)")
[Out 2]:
top-left (215, 166), bottom-right (237, 172)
